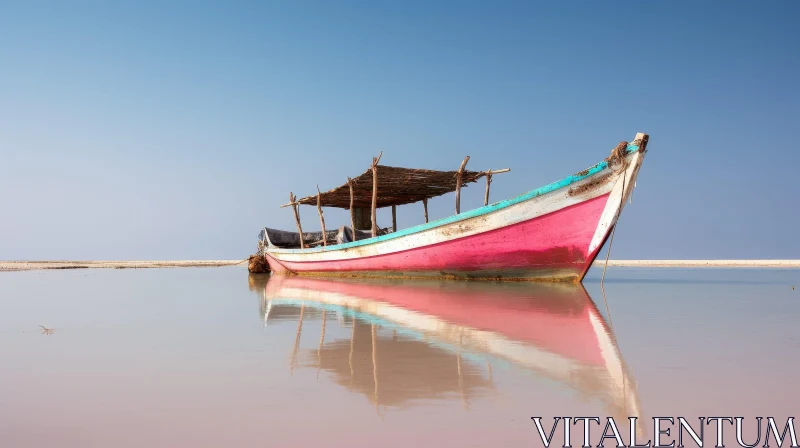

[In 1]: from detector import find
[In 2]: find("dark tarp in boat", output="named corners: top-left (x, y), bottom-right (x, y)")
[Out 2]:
top-left (260, 226), bottom-right (390, 249)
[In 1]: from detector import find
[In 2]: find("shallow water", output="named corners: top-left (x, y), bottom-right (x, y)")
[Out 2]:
top-left (0, 267), bottom-right (797, 447)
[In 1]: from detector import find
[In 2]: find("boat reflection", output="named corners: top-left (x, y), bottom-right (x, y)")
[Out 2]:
top-left (253, 275), bottom-right (642, 421)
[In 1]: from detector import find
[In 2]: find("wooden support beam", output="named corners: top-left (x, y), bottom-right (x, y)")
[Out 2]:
top-left (422, 198), bottom-right (429, 223)
top-left (482, 168), bottom-right (508, 206)
top-left (486, 168), bottom-right (510, 175)
top-left (484, 172), bottom-right (493, 206)
top-left (316, 186), bottom-right (327, 247)
top-left (391, 205), bottom-right (397, 232)
top-left (348, 177), bottom-right (357, 241)
top-left (289, 192), bottom-right (305, 249)
top-left (455, 156), bottom-right (470, 214)
top-left (371, 152), bottom-right (382, 237)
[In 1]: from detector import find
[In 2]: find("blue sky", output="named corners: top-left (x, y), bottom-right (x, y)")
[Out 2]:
top-left (1, 1), bottom-right (798, 260)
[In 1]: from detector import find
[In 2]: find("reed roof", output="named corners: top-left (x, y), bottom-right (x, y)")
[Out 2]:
top-left (290, 165), bottom-right (487, 209)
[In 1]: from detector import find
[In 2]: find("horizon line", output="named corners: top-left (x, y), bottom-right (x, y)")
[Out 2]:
top-left (2, 259), bottom-right (800, 272)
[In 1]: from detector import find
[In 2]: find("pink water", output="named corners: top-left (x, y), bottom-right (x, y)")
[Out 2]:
top-left (0, 267), bottom-right (797, 447)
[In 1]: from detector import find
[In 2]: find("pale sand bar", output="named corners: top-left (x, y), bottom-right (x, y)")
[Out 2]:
top-left (2, 259), bottom-right (799, 272)
top-left (0, 260), bottom-right (245, 271)
top-left (591, 260), bottom-right (800, 268)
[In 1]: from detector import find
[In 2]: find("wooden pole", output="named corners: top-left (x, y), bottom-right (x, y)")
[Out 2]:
top-left (391, 205), bottom-right (397, 233)
top-left (455, 156), bottom-right (470, 214)
top-left (371, 152), bottom-right (382, 237)
top-left (486, 168), bottom-right (510, 175)
top-left (484, 172), bottom-right (493, 206)
top-left (289, 192), bottom-right (305, 249)
top-left (316, 186), bottom-right (327, 247)
top-left (422, 198), bottom-right (428, 223)
top-left (348, 177), bottom-right (357, 241)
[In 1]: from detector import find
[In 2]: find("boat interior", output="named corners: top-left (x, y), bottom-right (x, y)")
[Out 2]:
top-left (261, 226), bottom-right (393, 249)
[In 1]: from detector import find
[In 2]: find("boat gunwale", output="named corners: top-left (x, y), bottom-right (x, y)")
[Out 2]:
top-left (266, 144), bottom-right (640, 255)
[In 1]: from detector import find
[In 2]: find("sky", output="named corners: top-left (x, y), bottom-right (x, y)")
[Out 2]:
top-left (1, 1), bottom-right (799, 260)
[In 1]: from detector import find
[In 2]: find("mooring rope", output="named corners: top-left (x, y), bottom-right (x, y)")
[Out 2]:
top-left (600, 147), bottom-right (629, 286)
top-left (600, 224), bottom-right (618, 286)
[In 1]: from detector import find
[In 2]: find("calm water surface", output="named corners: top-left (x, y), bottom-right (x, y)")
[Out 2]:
top-left (0, 267), bottom-right (797, 447)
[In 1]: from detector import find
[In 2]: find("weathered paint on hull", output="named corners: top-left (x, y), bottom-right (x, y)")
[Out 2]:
top-left (267, 193), bottom-right (610, 281)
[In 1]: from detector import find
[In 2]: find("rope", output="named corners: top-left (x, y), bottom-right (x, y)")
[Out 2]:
top-left (600, 148), bottom-right (629, 286)
top-left (600, 225), bottom-right (617, 285)
top-left (607, 141), bottom-right (629, 166)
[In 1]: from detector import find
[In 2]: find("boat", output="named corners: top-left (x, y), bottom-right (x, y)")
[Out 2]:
top-left (255, 275), bottom-right (643, 421)
top-left (258, 132), bottom-right (649, 282)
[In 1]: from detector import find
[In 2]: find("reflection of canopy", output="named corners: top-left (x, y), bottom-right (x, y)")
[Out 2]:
top-left (290, 165), bottom-right (486, 209)
top-left (306, 320), bottom-right (492, 407)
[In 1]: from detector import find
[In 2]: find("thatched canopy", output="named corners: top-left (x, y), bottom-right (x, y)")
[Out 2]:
top-left (287, 165), bottom-right (487, 209)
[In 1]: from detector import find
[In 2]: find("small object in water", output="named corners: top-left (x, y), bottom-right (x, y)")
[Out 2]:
top-left (39, 325), bottom-right (54, 335)
top-left (248, 254), bottom-right (271, 273)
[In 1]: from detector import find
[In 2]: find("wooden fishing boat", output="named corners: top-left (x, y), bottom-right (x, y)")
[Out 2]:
top-left (259, 133), bottom-right (649, 282)
top-left (257, 276), bottom-right (642, 420)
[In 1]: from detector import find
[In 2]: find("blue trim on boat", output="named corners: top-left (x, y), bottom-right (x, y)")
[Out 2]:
top-left (268, 144), bottom-right (639, 254)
